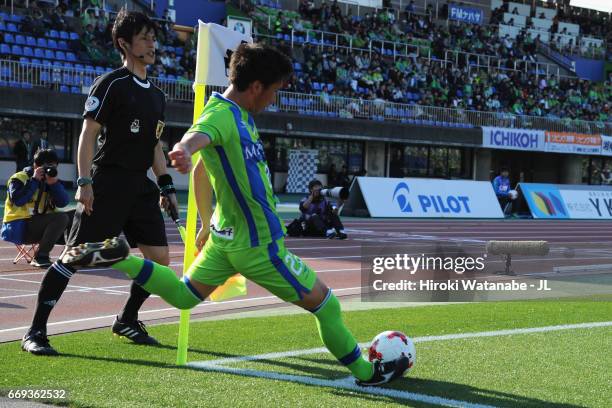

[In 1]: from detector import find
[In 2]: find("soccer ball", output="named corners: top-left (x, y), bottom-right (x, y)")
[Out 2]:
top-left (368, 331), bottom-right (416, 373)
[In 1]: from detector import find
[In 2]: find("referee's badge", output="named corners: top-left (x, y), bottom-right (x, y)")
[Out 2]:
top-left (130, 119), bottom-right (140, 134)
top-left (156, 120), bottom-right (165, 139)
top-left (84, 96), bottom-right (99, 112)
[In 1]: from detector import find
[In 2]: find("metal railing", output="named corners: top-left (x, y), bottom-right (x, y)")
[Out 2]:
top-left (1, 59), bottom-right (610, 134)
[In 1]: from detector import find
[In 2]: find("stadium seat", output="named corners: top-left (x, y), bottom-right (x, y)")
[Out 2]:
top-left (55, 51), bottom-right (66, 60)
top-left (0, 80), bottom-right (6, 87)
top-left (75, 63), bottom-right (84, 70)
top-left (0, 21), bottom-right (5, 31)
top-left (71, 86), bottom-right (80, 93)
top-left (44, 49), bottom-right (55, 59)
top-left (40, 71), bottom-right (50, 82)
top-left (9, 80), bottom-right (20, 88)
top-left (47, 39), bottom-right (58, 49)
top-left (26, 36), bottom-right (36, 47)
top-left (21, 81), bottom-right (32, 88)
top-left (69, 32), bottom-right (78, 41)
top-left (15, 35), bottom-right (25, 45)
top-left (0, 66), bottom-right (11, 79)
top-left (59, 31), bottom-right (69, 40)
top-left (41, 60), bottom-right (51, 67)
top-left (0, 43), bottom-right (10, 55)
top-left (63, 62), bottom-right (73, 68)
top-left (58, 40), bottom-right (68, 50)
top-left (175, 47), bottom-right (183, 56)
top-left (7, 23), bottom-right (18, 32)
top-left (52, 60), bottom-right (63, 67)
top-left (85, 65), bottom-right (95, 72)
top-left (48, 30), bottom-right (59, 38)
top-left (66, 52), bottom-right (76, 62)
top-left (23, 47), bottom-right (33, 57)
top-left (95, 66), bottom-right (105, 74)
top-left (8, 14), bottom-right (22, 23)
top-left (31, 58), bottom-right (41, 65)
top-left (4, 34), bottom-right (15, 44)
top-left (167, 74), bottom-right (176, 80)
top-left (11, 45), bottom-right (23, 56)
top-left (35, 37), bottom-right (46, 48)
top-left (34, 48), bottom-right (45, 58)
top-left (59, 85), bottom-right (69, 93)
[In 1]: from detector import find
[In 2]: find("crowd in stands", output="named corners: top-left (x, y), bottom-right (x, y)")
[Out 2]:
top-left (1, 0), bottom-right (610, 124)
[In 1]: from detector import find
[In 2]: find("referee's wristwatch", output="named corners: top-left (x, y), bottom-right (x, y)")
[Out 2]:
top-left (77, 177), bottom-right (93, 187)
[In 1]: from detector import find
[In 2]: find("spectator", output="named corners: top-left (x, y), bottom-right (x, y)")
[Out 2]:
top-left (13, 130), bottom-right (34, 172)
top-left (1, 149), bottom-right (70, 267)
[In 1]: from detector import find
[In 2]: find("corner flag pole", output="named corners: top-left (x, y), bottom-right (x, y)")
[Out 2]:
top-left (176, 22), bottom-right (210, 366)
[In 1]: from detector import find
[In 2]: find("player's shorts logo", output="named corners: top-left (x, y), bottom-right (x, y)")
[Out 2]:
top-left (84, 96), bottom-right (99, 112)
top-left (130, 119), bottom-right (140, 134)
top-left (210, 224), bottom-right (234, 240)
top-left (156, 120), bottom-right (165, 139)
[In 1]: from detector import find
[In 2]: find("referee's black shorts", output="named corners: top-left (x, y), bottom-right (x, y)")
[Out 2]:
top-left (66, 168), bottom-right (168, 248)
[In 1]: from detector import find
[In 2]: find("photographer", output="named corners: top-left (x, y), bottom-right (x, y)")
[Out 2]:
top-left (492, 167), bottom-right (517, 216)
top-left (294, 179), bottom-right (347, 239)
top-left (1, 149), bottom-right (70, 267)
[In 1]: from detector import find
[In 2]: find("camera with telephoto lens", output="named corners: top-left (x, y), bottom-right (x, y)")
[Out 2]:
top-left (43, 166), bottom-right (58, 178)
top-left (320, 186), bottom-right (349, 200)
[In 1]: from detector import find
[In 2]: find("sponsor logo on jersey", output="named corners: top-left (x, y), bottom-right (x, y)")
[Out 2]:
top-left (130, 119), bottom-right (140, 133)
top-left (210, 224), bottom-right (234, 240)
top-left (156, 120), bottom-right (165, 139)
top-left (84, 96), bottom-right (100, 112)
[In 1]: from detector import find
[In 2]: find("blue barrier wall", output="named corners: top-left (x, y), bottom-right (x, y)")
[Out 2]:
top-left (155, 0), bottom-right (227, 27)
top-left (570, 56), bottom-right (605, 81)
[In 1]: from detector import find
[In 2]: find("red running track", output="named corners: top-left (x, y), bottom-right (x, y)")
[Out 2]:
top-left (1, 219), bottom-right (611, 343)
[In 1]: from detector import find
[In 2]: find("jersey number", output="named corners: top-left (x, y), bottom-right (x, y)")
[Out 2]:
top-left (284, 253), bottom-right (304, 276)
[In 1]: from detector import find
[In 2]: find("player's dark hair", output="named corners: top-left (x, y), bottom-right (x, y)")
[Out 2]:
top-left (500, 167), bottom-right (509, 173)
top-left (112, 8), bottom-right (156, 57)
top-left (34, 149), bottom-right (58, 166)
top-left (308, 179), bottom-right (322, 191)
top-left (229, 43), bottom-right (293, 92)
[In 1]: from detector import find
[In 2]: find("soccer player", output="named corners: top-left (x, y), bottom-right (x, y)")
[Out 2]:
top-left (60, 43), bottom-right (407, 385)
top-left (21, 9), bottom-right (178, 355)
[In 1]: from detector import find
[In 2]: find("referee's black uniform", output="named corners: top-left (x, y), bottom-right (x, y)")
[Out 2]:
top-left (68, 67), bottom-right (168, 247)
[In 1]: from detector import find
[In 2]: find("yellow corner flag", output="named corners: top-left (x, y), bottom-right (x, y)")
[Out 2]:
top-left (176, 21), bottom-right (253, 366)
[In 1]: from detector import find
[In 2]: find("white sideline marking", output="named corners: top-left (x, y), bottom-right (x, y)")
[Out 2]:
top-left (553, 264), bottom-right (612, 273)
top-left (188, 321), bottom-right (612, 407)
top-left (196, 321), bottom-right (612, 367)
top-left (190, 365), bottom-right (495, 408)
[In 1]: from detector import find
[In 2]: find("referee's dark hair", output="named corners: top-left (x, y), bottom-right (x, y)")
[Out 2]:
top-left (33, 149), bottom-right (59, 166)
top-left (229, 43), bottom-right (293, 92)
top-left (112, 7), bottom-right (156, 58)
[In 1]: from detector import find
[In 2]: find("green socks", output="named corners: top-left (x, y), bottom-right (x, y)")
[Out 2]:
top-left (312, 291), bottom-right (374, 381)
top-left (112, 256), bottom-right (202, 310)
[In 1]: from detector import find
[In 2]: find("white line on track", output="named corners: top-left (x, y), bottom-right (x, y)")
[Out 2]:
top-left (0, 286), bottom-right (364, 334)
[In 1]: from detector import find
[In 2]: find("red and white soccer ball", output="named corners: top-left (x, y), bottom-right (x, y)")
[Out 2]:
top-left (368, 331), bottom-right (416, 374)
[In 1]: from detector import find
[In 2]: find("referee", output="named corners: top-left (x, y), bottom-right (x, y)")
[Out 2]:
top-left (22, 9), bottom-right (178, 355)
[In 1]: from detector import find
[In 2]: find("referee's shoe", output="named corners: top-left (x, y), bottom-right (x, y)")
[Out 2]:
top-left (60, 237), bottom-right (130, 268)
top-left (111, 317), bottom-right (159, 345)
top-left (21, 329), bottom-right (58, 356)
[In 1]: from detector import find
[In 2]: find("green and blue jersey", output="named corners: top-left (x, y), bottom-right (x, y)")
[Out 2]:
top-left (187, 92), bottom-right (284, 251)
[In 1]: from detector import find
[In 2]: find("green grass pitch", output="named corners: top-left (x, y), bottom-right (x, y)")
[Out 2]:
top-left (1, 301), bottom-right (611, 407)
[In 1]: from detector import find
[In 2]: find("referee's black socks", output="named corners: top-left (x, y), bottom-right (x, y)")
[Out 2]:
top-left (30, 261), bottom-right (75, 333)
top-left (118, 282), bottom-right (151, 323)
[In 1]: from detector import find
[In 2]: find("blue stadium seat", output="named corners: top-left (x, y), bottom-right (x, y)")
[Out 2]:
top-left (26, 36), bottom-right (36, 47)
top-left (55, 51), bottom-right (66, 60)
top-left (34, 48), bottom-right (45, 58)
top-left (58, 40), bottom-right (68, 50)
top-left (8, 14), bottom-right (22, 23)
top-left (75, 63), bottom-right (84, 70)
top-left (62, 73), bottom-right (73, 85)
top-left (42, 60), bottom-right (52, 67)
top-left (36, 37), bottom-right (46, 48)
top-left (4, 34), bottom-right (15, 44)
top-left (105, 67), bottom-right (112, 73)
top-left (48, 30), bottom-right (59, 38)
top-left (0, 43), bottom-right (10, 54)
top-left (175, 47), bottom-right (183, 56)
top-left (0, 21), bottom-right (5, 31)
top-left (66, 52), bottom-right (76, 62)
top-left (71, 86), bottom-right (81, 93)
top-left (47, 39), bottom-right (58, 49)
top-left (167, 74), bottom-right (176, 80)
top-left (21, 81), bottom-right (32, 89)
top-left (85, 65), bottom-right (95, 72)
top-left (312, 82), bottom-right (321, 91)
top-left (95, 66), bottom-right (105, 74)
top-left (7, 23), bottom-right (18, 32)
top-left (44, 49), bottom-right (55, 59)
top-left (69, 32), bottom-right (78, 40)
top-left (9, 80), bottom-right (20, 88)
top-left (63, 62), bottom-right (73, 68)
top-left (59, 31), bottom-right (69, 40)
top-left (283, 34), bottom-right (290, 41)
top-left (19, 57), bottom-right (29, 63)
top-left (52, 60), bottom-right (63, 67)
top-left (40, 71), bottom-right (50, 82)
top-left (30, 58), bottom-right (41, 65)
top-left (23, 47), bottom-right (33, 57)
top-left (15, 35), bottom-right (25, 45)
top-left (59, 85), bottom-right (70, 93)
top-left (11, 45), bottom-right (23, 56)
top-left (327, 83), bottom-right (334, 91)
top-left (0, 66), bottom-right (11, 79)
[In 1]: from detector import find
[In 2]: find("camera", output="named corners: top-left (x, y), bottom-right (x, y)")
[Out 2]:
top-left (44, 166), bottom-right (58, 177)
top-left (320, 186), bottom-right (349, 200)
